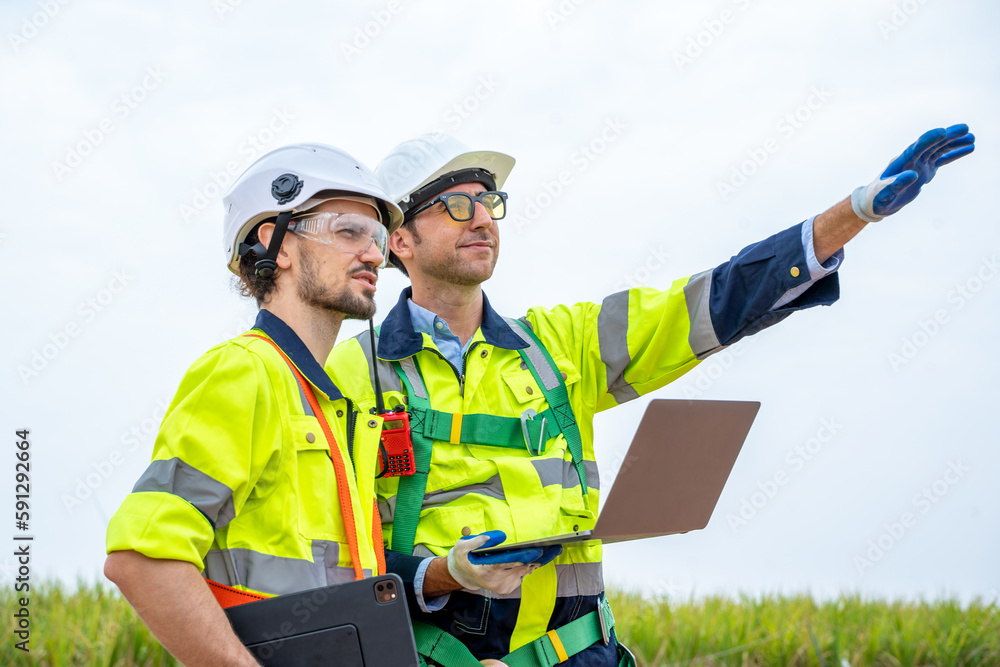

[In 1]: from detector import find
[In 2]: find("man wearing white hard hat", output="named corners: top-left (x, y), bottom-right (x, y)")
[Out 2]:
top-left (104, 144), bottom-right (403, 665)
top-left (327, 127), bottom-right (975, 667)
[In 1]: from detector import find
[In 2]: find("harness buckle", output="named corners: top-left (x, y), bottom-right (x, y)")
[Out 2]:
top-left (599, 595), bottom-right (612, 645)
top-left (520, 409), bottom-right (547, 456)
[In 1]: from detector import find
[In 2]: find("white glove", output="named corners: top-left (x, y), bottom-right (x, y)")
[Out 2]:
top-left (446, 531), bottom-right (544, 595)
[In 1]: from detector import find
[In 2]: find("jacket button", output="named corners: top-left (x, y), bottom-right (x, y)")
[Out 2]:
top-left (790, 266), bottom-right (800, 278)
top-left (461, 526), bottom-right (472, 536)
top-left (525, 386), bottom-right (534, 395)
top-left (336, 410), bottom-right (344, 417)
top-left (561, 372), bottom-right (568, 381)
top-left (520, 361), bottom-right (527, 370)
top-left (573, 524), bottom-right (579, 532)
top-left (305, 432), bottom-right (316, 443)
top-left (368, 419), bottom-right (378, 428)
top-left (481, 349), bottom-right (488, 358)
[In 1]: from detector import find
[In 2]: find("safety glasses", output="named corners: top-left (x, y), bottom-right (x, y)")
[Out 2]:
top-left (288, 212), bottom-right (389, 267)
top-left (410, 191), bottom-right (508, 222)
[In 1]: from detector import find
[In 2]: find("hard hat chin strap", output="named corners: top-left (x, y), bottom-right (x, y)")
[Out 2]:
top-left (238, 209), bottom-right (294, 279)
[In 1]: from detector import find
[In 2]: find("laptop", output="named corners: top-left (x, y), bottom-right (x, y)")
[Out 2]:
top-left (224, 574), bottom-right (419, 666)
top-left (475, 399), bottom-right (760, 554)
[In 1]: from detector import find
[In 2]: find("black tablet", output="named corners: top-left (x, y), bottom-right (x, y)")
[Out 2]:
top-left (224, 574), bottom-right (419, 666)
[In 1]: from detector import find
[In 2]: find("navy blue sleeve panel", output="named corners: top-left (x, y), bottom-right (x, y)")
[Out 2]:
top-left (709, 221), bottom-right (840, 346)
top-left (383, 548), bottom-right (424, 614)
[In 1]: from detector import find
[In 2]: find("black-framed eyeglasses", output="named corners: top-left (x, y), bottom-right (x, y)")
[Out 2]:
top-left (410, 191), bottom-right (508, 222)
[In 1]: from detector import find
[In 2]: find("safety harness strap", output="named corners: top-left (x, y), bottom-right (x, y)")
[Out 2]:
top-left (502, 596), bottom-right (616, 667)
top-left (409, 597), bottom-right (619, 667)
top-left (412, 621), bottom-right (484, 667)
top-left (410, 407), bottom-right (561, 451)
top-left (388, 319), bottom-right (589, 554)
top-left (389, 356), bottom-right (434, 556)
top-left (507, 318), bottom-right (589, 505)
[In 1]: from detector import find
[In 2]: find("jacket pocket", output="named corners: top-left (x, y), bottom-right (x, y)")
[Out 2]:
top-left (290, 415), bottom-right (349, 543)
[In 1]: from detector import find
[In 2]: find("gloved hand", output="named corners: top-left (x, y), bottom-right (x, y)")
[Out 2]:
top-left (851, 123), bottom-right (975, 223)
top-left (447, 530), bottom-right (562, 595)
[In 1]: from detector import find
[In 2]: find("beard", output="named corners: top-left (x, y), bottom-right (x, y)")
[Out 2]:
top-left (296, 241), bottom-right (377, 320)
top-left (410, 225), bottom-right (498, 286)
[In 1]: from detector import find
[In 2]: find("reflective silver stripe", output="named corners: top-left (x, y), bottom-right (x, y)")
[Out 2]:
top-left (684, 269), bottom-right (721, 359)
top-left (203, 541), bottom-right (372, 595)
top-left (397, 357), bottom-right (427, 400)
top-left (597, 291), bottom-right (640, 404)
top-left (532, 458), bottom-right (600, 492)
top-left (297, 381), bottom-right (315, 417)
top-left (423, 475), bottom-right (506, 509)
top-left (378, 495), bottom-right (397, 523)
top-left (355, 331), bottom-right (403, 395)
top-left (506, 317), bottom-right (560, 391)
top-left (133, 458), bottom-right (235, 528)
top-left (491, 562), bottom-right (604, 599)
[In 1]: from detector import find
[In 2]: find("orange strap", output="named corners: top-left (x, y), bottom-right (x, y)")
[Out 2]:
top-left (244, 334), bottom-right (365, 582)
top-left (207, 579), bottom-right (269, 608)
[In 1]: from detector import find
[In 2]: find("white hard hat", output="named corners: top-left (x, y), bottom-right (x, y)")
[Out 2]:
top-left (222, 143), bottom-right (404, 275)
top-left (374, 133), bottom-right (515, 217)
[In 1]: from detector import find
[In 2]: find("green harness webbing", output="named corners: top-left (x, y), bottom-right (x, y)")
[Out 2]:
top-left (381, 318), bottom-right (617, 666)
top-left (412, 596), bottom-right (632, 667)
top-left (508, 318), bottom-right (589, 508)
top-left (388, 317), bottom-right (589, 555)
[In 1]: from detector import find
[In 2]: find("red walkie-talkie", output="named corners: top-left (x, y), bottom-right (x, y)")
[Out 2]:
top-left (378, 406), bottom-right (415, 477)
top-left (369, 321), bottom-right (416, 478)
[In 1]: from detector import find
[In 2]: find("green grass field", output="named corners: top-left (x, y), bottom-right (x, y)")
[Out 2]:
top-left (1, 583), bottom-right (997, 666)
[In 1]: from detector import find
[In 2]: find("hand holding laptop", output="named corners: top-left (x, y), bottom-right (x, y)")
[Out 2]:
top-left (448, 530), bottom-right (563, 594)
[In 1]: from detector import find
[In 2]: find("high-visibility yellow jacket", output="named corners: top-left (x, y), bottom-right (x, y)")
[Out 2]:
top-left (326, 222), bottom-right (839, 662)
top-left (107, 310), bottom-right (384, 596)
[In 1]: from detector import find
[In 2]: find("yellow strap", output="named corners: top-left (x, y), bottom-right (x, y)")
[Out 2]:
top-left (546, 629), bottom-right (569, 663)
top-left (449, 413), bottom-right (463, 444)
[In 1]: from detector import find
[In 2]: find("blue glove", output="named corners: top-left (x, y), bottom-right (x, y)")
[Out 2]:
top-left (447, 530), bottom-right (559, 594)
top-left (464, 530), bottom-right (544, 566)
top-left (851, 123), bottom-right (975, 223)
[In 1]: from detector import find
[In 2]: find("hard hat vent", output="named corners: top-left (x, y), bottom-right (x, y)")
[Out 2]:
top-left (271, 173), bottom-right (304, 205)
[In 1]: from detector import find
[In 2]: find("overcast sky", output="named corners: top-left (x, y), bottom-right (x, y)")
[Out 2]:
top-left (2, 0), bottom-right (998, 605)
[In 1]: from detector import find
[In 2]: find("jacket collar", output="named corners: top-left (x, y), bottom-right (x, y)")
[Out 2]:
top-left (377, 287), bottom-right (528, 361)
top-left (253, 309), bottom-right (345, 401)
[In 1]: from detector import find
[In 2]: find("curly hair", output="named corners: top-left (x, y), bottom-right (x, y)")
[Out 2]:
top-left (236, 226), bottom-right (280, 305)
